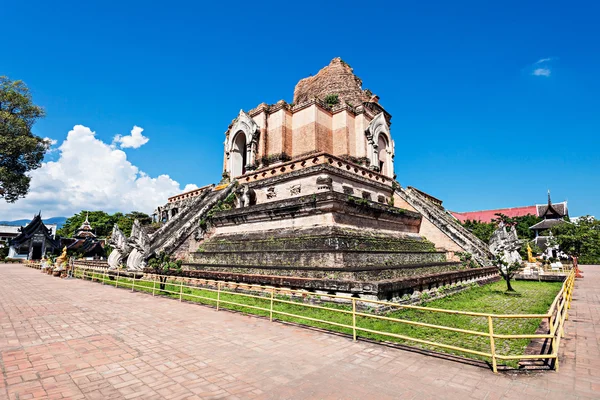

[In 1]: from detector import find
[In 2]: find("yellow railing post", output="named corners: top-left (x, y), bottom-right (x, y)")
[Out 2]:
top-left (216, 281), bottom-right (221, 311)
top-left (352, 298), bottom-right (357, 342)
top-left (132, 274), bottom-right (135, 292)
top-left (152, 275), bottom-right (156, 296)
top-left (270, 289), bottom-right (275, 322)
top-left (179, 280), bottom-right (183, 302)
top-left (560, 300), bottom-right (566, 338)
top-left (488, 316), bottom-right (498, 373)
top-left (550, 315), bottom-right (559, 372)
top-left (102, 269), bottom-right (106, 285)
top-left (116, 269), bottom-right (120, 288)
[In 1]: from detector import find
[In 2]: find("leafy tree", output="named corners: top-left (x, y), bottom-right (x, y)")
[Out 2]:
top-left (114, 211), bottom-right (153, 237)
top-left (461, 219), bottom-right (496, 243)
top-left (461, 213), bottom-right (542, 243)
top-left (0, 76), bottom-right (49, 202)
top-left (513, 214), bottom-right (543, 240)
top-left (0, 246), bottom-right (8, 260)
top-left (494, 255), bottom-right (520, 292)
top-left (147, 251), bottom-right (182, 291)
top-left (552, 216), bottom-right (600, 264)
top-left (57, 210), bottom-right (152, 238)
top-left (58, 211), bottom-right (113, 238)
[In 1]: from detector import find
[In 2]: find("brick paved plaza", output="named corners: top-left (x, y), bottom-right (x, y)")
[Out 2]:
top-left (0, 264), bottom-right (598, 399)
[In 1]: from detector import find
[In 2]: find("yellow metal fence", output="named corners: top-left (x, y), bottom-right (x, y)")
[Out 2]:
top-left (26, 262), bottom-right (575, 373)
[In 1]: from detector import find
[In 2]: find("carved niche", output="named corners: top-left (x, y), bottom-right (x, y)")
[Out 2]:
top-left (289, 184), bottom-right (301, 196)
top-left (266, 187), bottom-right (277, 199)
top-left (316, 174), bottom-right (333, 191)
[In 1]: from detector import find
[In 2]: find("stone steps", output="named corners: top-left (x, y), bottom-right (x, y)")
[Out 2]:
top-left (399, 187), bottom-right (493, 266)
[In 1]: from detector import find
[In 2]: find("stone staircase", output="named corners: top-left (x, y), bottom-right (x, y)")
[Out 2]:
top-left (398, 187), bottom-right (492, 266)
top-left (146, 183), bottom-right (237, 257)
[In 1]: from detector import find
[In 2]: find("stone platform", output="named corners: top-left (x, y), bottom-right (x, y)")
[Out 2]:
top-left (184, 190), bottom-right (491, 299)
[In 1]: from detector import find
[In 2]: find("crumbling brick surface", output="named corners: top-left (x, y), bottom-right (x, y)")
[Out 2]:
top-left (294, 58), bottom-right (372, 106)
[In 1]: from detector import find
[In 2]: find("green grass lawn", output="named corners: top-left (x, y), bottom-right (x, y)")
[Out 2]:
top-left (79, 270), bottom-right (562, 368)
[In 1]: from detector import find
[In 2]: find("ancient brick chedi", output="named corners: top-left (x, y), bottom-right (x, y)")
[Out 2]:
top-left (111, 58), bottom-right (493, 300)
top-left (223, 57), bottom-right (394, 179)
top-left (293, 58), bottom-right (373, 106)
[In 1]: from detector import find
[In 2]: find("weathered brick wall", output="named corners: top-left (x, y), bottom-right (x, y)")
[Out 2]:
top-left (291, 106), bottom-right (317, 157)
top-left (393, 193), bottom-right (418, 212)
top-left (418, 217), bottom-right (464, 260)
top-left (332, 112), bottom-right (349, 156)
top-left (266, 109), bottom-right (285, 155)
top-left (293, 58), bottom-right (372, 106)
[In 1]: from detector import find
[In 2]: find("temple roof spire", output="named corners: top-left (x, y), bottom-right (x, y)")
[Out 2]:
top-left (75, 212), bottom-right (96, 239)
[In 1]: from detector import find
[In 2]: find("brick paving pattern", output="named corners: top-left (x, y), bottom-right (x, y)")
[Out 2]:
top-left (0, 263), bottom-right (598, 399)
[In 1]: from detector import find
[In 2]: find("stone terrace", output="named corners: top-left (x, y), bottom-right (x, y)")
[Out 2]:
top-left (0, 263), bottom-right (598, 399)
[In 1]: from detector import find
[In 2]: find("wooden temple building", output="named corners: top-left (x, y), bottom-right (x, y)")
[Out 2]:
top-left (7, 213), bottom-right (106, 261)
top-left (62, 214), bottom-right (106, 260)
top-left (7, 213), bottom-right (61, 260)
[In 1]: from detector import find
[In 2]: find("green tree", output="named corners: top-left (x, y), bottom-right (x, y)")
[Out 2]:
top-left (552, 216), bottom-right (600, 263)
top-left (114, 211), bottom-right (153, 237)
top-left (0, 76), bottom-right (49, 202)
top-left (461, 219), bottom-right (496, 243)
top-left (493, 255), bottom-right (520, 292)
top-left (147, 251), bottom-right (182, 291)
top-left (513, 214), bottom-right (543, 240)
top-left (58, 211), bottom-right (114, 238)
top-left (461, 213), bottom-right (543, 243)
top-left (57, 210), bottom-right (152, 238)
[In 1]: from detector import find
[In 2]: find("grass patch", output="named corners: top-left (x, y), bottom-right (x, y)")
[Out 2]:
top-left (77, 271), bottom-right (561, 369)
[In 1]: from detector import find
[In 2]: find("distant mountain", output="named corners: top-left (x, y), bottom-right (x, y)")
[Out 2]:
top-left (0, 217), bottom-right (67, 229)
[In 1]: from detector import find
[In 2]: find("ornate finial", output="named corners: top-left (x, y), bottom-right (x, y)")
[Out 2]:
top-left (85, 212), bottom-right (90, 224)
top-left (547, 189), bottom-right (552, 206)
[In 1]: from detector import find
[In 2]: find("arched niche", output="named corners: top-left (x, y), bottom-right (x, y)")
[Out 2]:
top-left (365, 112), bottom-right (395, 178)
top-left (225, 110), bottom-right (260, 178)
top-left (230, 131), bottom-right (247, 177)
top-left (377, 134), bottom-right (390, 176)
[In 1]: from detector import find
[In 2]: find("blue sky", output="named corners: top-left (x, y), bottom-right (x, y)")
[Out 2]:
top-left (1, 0), bottom-right (599, 219)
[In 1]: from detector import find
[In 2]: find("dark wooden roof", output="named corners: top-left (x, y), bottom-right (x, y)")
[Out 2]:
top-left (529, 219), bottom-right (567, 231)
top-left (9, 214), bottom-right (60, 248)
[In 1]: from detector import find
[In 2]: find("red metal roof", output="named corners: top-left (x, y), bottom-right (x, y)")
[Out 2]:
top-left (451, 206), bottom-right (537, 223)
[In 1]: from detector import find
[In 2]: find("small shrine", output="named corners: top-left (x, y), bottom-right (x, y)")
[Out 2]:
top-left (529, 191), bottom-right (569, 238)
top-left (8, 213), bottom-right (61, 260)
top-left (63, 214), bottom-right (106, 259)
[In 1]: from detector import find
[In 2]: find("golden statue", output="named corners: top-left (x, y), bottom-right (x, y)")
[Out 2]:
top-left (55, 246), bottom-right (68, 267)
top-left (527, 243), bottom-right (536, 263)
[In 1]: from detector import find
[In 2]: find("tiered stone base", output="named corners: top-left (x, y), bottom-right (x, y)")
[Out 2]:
top-left (177, 264), bottom-right (498, 301)
top-left (185, 222), bottom-right (496, 300)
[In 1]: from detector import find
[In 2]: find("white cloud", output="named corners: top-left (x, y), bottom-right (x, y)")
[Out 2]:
top-left (43, 137), bottom-right (57, 146)
top-left (530, 57), bottom-right (554, 77)
top-left (0, 125), bottom-right (197, 219)
top-left (113, 125), bottom-right (149, 149)
top-left (183, 184), bottom-right (199, 192)
top-left (532, 68), bottom-right (551, 77)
